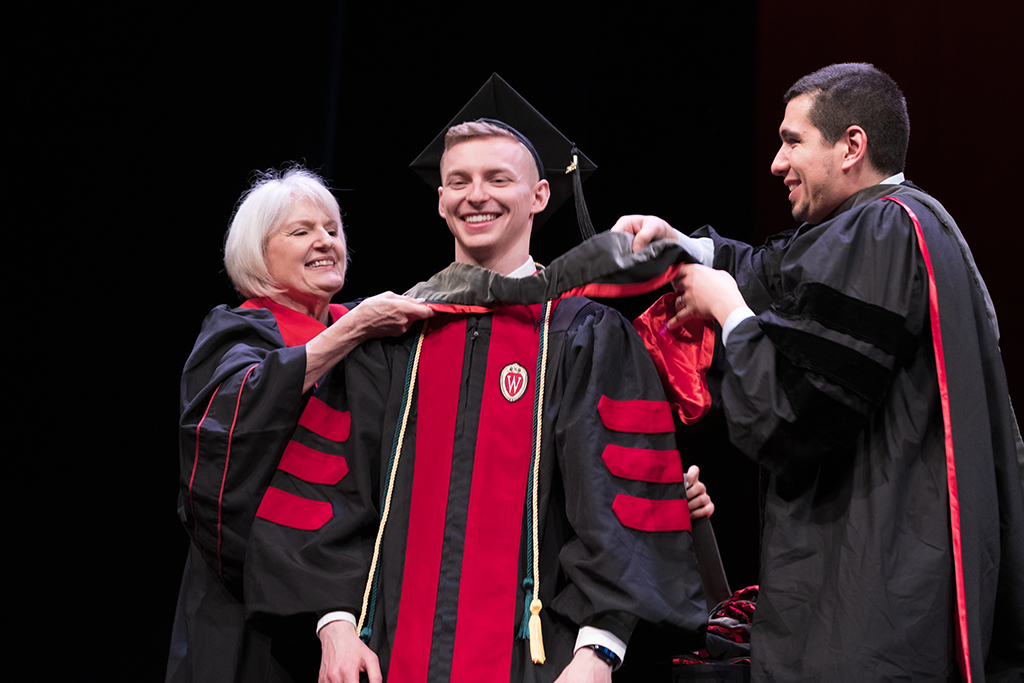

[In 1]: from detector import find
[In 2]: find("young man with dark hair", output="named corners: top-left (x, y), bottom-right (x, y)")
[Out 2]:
top-left (616, 63), bottom-right (1024, 682)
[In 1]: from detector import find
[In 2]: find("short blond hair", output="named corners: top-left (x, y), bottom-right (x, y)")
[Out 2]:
top-left (443, 120), bottom-right (517, 152)
top-left (223, 166), bottom-right (345, 300)
top-left (440, 121), bottom-right (540, 183)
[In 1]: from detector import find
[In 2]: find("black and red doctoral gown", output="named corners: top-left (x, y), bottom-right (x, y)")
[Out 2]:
top-left (244, 233), bottom-right (715, 683)
top-left (693, 182), bottom-right (1024, 682)
top-left (169, 297), bottom-right (348, 683)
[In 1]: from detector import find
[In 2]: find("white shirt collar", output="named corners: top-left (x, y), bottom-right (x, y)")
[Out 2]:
top-left (505, 255), bottom-right (538, 279)
top-left (879, 172), bottom-right (905, 185)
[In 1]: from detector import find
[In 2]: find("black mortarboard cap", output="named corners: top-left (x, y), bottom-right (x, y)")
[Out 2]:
top-left (410, 73), bottom-right (597, 238)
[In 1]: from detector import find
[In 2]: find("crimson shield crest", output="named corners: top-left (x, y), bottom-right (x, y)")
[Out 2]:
top-left (499, 362), bottom-right (529, 403)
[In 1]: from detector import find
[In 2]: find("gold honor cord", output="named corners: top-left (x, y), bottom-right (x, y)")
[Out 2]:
top-left (357, 322), bottom-right (429, 637)
top-left (527, 300), bottom-right (553, 664)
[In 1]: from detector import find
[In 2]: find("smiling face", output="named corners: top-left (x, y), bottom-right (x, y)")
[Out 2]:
top-left (265, 197), bottom-right (346, 322)
top-left (770, 93), bottom-right (849, 225)
top-left (438, 136), bottom-right (549, 274)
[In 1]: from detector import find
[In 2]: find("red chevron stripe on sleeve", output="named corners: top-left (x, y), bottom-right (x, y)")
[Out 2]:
top-left (298, 396), bottom-right (351, 442)
top-left (256, 486), bottom-right (333, 530)
top-left (612, 494), bottom-right (691, 532)
top-left (277, 441), bottom-right (349, 485)
top-left (598, 395), bottom-right (674, 433)
top-left (602, 444), bottom-right (684, 483)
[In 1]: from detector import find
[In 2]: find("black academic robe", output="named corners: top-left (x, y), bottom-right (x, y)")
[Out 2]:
top-left (245, 234), bottom-right (710, 683)
top-left (696, 182), bottom-right (1024, 682)
top-left (168, 298), bottom-right (348, 683)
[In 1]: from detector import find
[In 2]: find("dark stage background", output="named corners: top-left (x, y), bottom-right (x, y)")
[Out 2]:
top-left (17, 2), bottom-right (1020, 680)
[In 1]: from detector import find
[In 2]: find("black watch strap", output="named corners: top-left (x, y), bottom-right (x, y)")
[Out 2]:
top-left (586, 644), bottom-right (620, 669)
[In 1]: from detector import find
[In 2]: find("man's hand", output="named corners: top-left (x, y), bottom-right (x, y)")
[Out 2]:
top-left (670, 263), bottom-right (746, 328)
top-left (553, 648), bottom-right (614, 683)
top-left (318, 621), bottom-right (381, 683)
top-left (610, 215), bottom-right (683, 253)
top-left (685, 465), bottom-right (714, 519)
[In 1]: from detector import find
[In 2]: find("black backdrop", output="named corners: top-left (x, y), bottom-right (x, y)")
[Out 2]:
top-left (15, 2), bottom-right (1020, 680)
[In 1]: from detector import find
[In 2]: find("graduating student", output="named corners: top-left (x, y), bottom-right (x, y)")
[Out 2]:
top-left (245, 75), bottom-right (712, 683)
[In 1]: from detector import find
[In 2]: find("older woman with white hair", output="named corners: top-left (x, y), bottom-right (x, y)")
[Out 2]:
top-left (167, 167), bottom-right (432, 683)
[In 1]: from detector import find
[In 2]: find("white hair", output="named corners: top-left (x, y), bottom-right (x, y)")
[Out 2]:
top-left (224, 166), bottom-right (346, 299)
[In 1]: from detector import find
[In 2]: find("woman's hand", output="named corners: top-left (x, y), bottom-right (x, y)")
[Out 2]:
top-left (346, 292), bottom-right (435, 342)
top-left (303, 293), bottom-right (434, 392)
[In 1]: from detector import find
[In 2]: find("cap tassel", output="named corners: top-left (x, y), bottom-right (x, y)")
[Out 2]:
top-left (567, 147), bottom-right (596, 241)
top-left (528, 598), bottom-right (546, 664)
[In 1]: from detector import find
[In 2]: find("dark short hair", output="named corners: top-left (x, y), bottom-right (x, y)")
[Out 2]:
top-left (785, 63), bottom-right (909, 176)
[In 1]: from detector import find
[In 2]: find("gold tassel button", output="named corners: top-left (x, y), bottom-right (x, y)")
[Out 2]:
top-left (528, 598), bottom-right (546, 664)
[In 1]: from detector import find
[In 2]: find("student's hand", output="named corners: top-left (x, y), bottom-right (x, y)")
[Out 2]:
top-left (318, 621), bottom-right (381, 683)
top-left (686, 465), bottom-right (714, 519)
top-left (553, 647), bottom-right (613, 683)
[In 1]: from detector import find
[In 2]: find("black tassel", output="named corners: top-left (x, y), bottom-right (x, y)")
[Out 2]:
top-left (567, 145), bottom-right (596, 240)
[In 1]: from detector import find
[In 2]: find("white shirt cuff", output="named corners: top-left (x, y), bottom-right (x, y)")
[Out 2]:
top-left (677, 232), bottom-right (715, 268)
top-left (316, 611), bottom-right (357, 635)
top-left (722, 306), bottom-right (756, 346)
top-left (574, 626), bottom-right (627, 668)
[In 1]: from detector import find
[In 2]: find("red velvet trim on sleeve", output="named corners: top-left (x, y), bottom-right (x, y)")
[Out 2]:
top-left (597, 395), bottom-right (674, 433)
top-left (633, 293), bottom-right (714, 425)
top-left (298, 396), bottom-right (351, 442)
top-left (256, 486), bottom-right (334, 530)
top-left (602, 444), bottom-right (685, 483)
top-left (277, 441), bottom-right (350, 485)
top-left (612, 494), bottom-right (691, 532)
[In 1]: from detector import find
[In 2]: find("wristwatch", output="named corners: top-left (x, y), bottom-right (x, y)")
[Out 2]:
top-left (585, 644), bottom-right (621, 669)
